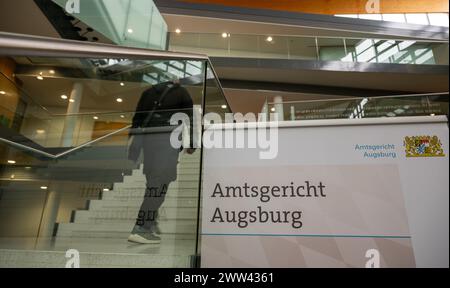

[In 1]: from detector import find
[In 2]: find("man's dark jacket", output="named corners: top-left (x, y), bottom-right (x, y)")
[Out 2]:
top-left (130, 82), bottom-right (194, 179)
top-left (132, 82), bottom-right (193, 129)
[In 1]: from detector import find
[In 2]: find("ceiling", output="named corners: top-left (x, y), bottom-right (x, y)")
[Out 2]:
top-left (158, 2), bottom-right (449, 41)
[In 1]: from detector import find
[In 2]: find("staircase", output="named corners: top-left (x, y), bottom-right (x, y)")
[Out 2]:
top-left (0, 149), bottom-right (202, 268)
top-left (55, 150), bottom-right (201, 240)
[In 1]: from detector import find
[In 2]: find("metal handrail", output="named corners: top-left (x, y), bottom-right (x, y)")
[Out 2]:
top-left (0, 32), bottom-right (208, 60)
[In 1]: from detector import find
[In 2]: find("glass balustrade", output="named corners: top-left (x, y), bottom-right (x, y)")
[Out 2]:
top-left (0, 32), bottom-right (448, 267)
top-left (0, 32), bottom-right (231, 267)
top-left (169, 32), bottom-right (449, 65)
top-left (266, 93), bottom-right (449, 122)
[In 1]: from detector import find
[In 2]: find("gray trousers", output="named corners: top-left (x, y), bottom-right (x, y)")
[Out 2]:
top-left (132, 174), bottom-right (172, 233)
top-left (132, 130), bottom-right (179, 233)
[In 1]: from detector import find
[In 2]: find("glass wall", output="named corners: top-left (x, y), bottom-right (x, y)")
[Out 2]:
top-left (169, 32), bottom-right (449, 65)
top-left (266, 94), bottom-right (449, 122)
top-left (0, 30), bottom-right (233, 267)
top-left (52, 0), bottom-right (168, 50)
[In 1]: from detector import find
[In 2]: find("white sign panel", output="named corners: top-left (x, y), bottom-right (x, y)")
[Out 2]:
top-left (201, 117), bottom-right (449, 268)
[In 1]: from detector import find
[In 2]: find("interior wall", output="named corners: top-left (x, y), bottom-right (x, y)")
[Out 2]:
top-left (0, 181), bottom-right (102, 238)
top-left (223, 88), bottom-right (352, 115)
top-left (0, 0), bottom-right (60, 38)
top-left (0, 188), bottom-right (47, 237)
top-left (0, 58), bottom-right (20, 129)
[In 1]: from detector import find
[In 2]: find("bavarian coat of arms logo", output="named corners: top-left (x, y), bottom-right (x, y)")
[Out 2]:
top-left (404, 135), bottom-right (445, 157)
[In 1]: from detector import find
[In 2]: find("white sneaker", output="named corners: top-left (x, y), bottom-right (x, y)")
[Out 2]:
top-left (128, 232), bottom-right (161, 244)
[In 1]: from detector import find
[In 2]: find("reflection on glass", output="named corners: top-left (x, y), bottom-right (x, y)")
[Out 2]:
top-left (167, 32), bottom-right (446, 65)
top-left (0, 52), bottom-right (228, 267)
top-left (127, 80), bottom-right (195, 245)
top-left (52, 0), bottom-right (168, 50)
top-left (287, 36), bottom-right (318, 60)
top-left (318, 38), bottom-right (346, 61)
top-left (340, 39), bottom-right (438, 64)
top-left (267, 94), bottom-right (448, 121)
top-left (258, 35), bottom-right (289, 59)
top-left (204, 64), bottom-right (230, 118)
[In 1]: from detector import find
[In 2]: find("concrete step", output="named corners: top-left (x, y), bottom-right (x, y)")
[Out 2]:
top-left (57, 220), bottom-right (196, 236)
top-left (51, 159), bottom-right (134, 169)
top-left (113, 181), bottom-right (199, 189)
top-left (101, 189), bottom-right (199, 200)
top-left (177, 163), bottom-right (201, 169)
top-left (131, 167), bottom-right (200, 175)
top-left (123, 174), bottom-right (199, 183)
top-left (88, 197), bottom-right (197, 210)
top-left (83, 205), bottom-right (197, 220)
top-left (0, 249), bottom-right (191, 268)
top-left (55, 231), bottom-right (196, 240)
top-left (73, 208), bottom-right (197, 223)
top-left (36, 169), bottom-right (128, 183)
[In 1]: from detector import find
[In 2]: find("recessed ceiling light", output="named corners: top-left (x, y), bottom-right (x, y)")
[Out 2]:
top-left (69, 99), bottom-right (75, 103)
top-left (36, 129), bottom-right (45, 134)
top-left (221, 105), bottom-right (227, 109)
top-left (120, 82), bottom-right (125, 86)
top-left (93, 116), bottom-right (99, 120)
top-left (116, 98), bottom-right (123, 103)
top-left (61, 95), bottom-right (68, 99)
top-left (0, 91), bottom-right (6, 95)
top-left (7, 160), bottom-right (16, 164)
top-left (266, 36), bottom-right (273, 42)
top-left (40, 186), bottom-right (48, 190)
top-left (127, 28), bottom-right (133, 33)
top-left (49, 70), bottom-right (55, 74)
top-left (36, 75), bottom-right (44, 80)
top-left (120, 115), bottom-right (125, 118)
top-left (175, 28), bottom-right (181, 34)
